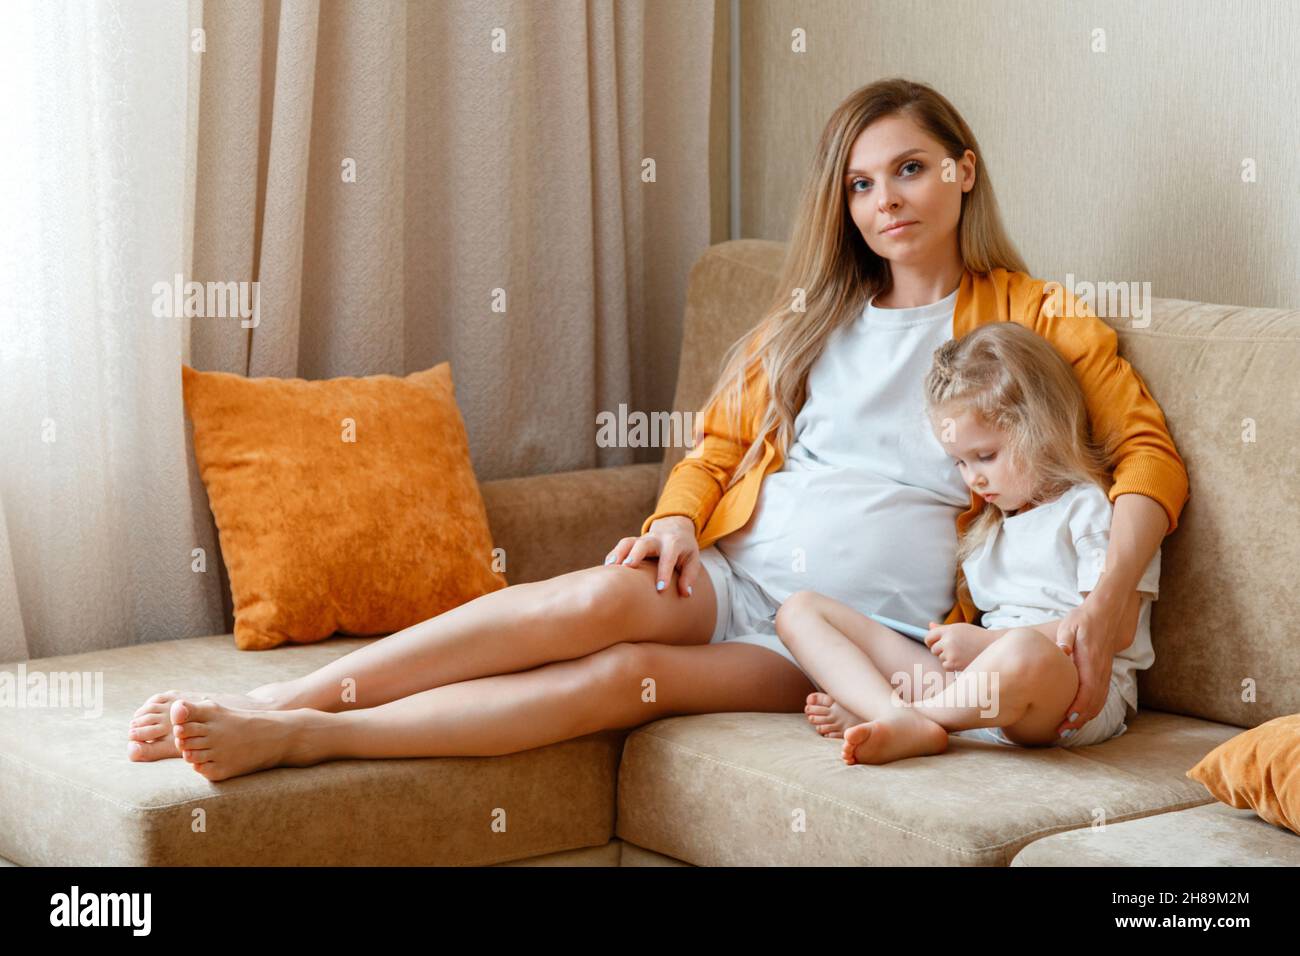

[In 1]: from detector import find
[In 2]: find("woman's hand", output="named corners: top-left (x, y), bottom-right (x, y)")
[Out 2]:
top-left (604, 515), bottom-right (701, 597)
top-left (1052, 583), bottom-right (1140, 736)
top-left (923, 622), bottom-right (993, 672)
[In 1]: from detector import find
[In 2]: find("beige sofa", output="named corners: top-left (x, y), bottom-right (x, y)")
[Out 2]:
top-left (2, 240), bottom-right (1297, 867)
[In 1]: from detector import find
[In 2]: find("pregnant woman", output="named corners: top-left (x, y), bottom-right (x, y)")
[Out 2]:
top-left (129, 78), bottom-right (1188, 782)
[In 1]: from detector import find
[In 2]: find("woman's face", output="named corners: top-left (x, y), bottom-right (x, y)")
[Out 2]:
top-left (844, 113), bottom-right (976, 268)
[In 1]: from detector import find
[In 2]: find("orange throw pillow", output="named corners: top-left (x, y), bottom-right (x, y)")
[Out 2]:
top-left (1186, 714), bottom-right (1300, 836)
top-left (182, 362), bottom-right (506, 650)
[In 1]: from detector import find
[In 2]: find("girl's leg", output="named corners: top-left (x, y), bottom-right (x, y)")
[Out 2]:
top-left (909, 628), bottom-right (1080, 745)
top-left (170, 640), bottom-right (817, 781)
top-left (777, 595), bottom-right (1076, 748)
top-left (774, 592), bottom-right (951, 762)
top-left (778, 594), bottom-right (1078, 762)
top-left (776, 590), bottom-right (955, 714)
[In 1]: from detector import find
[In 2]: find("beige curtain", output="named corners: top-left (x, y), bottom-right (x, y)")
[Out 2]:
top-left (190, 1), bottom-right (715, 629)
top-left (191, 0), bottom-right (714, 478)
top-left (0, 0), bottom-right (716, 660)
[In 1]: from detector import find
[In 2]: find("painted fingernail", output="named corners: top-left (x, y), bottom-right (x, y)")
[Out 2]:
top-left (622, 556), bottom-right (633, 565)
top-left (687, 585), bottom-right (693, 596)
top-left (657, 580), bottom-right (665, 592)
top-left (1059, 729), bottom-right (1070, 738)
top-left (1069, 712), bottom-right (1079, 721)
top-left (605, 555), bottom-right (614, 565)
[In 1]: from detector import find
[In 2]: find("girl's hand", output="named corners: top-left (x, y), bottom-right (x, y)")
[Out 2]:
top-left (923, 622), bottom-right (990, 672)
top-left (605, 515), bottom-right (701, 597)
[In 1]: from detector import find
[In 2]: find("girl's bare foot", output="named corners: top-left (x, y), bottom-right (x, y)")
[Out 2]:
top-left (126, 687), bottom-right (285, 762)
top-left (841, 711), bottom-right (949, 766)
top-left (170, 698), bottom-right (326, 782)
top-left (804, 692), bottom-right (861, 738)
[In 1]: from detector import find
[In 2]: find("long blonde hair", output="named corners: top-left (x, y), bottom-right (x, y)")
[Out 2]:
top-left (694, 77), bottom-right (1029, 487)
top-left (924, 321), bottom-right (1120, 578)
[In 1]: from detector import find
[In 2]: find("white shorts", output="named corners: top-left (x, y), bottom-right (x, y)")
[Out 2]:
top-left (950, 675), bottom-right (1130, 748)
top-left (697, 545), bottom-right (824, 692)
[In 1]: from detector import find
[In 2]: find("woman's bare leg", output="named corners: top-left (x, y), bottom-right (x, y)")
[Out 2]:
top-left (260, 564), bottom-right (719, 709)
top-left (169, 640), bottom-right (816, 781)
top-left (128, 561), bottom-right (718, 760)
top-left (130, 561), bottom-right (717, 756)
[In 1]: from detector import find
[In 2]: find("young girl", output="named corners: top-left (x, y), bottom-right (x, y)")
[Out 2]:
top-left (774, 320), bottom-right (1161, 766)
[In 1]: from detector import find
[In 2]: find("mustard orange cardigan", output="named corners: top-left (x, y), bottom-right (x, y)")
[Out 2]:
top-left (641, 267), bottom-right (1190, 626)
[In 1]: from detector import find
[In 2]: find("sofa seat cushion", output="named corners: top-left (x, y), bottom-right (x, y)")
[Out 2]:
top-left (0, 636), bottom-right (625, 865)
top-left (615, 710), bottom-right (1241, 866)
top-left (1010, 801), bottom-right (1300, 866)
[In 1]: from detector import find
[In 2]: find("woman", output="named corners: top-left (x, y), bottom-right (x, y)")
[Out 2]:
top-left (128, 78), bottom-right (1187, 781)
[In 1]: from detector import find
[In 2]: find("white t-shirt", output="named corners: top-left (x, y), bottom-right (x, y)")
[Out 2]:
top-left (716, 287), bottom-right (971, 630)
top-left (961, 481), bottom-right (1160, 716)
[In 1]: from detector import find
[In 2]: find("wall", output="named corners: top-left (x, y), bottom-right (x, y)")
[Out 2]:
top-left (732, 0), bottom-right (1299, 309)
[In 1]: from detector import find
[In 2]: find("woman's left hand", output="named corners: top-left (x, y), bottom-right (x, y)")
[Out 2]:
top-left (1053, 584), bottom-right (1141, 738)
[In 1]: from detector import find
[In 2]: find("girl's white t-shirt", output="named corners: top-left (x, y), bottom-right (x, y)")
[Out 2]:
top-left (716, 287), bottom-right (972, 630)
top-left (961, 480), bottom-right (1161, 716)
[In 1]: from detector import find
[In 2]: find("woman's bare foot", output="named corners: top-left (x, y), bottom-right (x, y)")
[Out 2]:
top-left (841, 711), bottom-right (949, 766)
top-left (170, 698), bottom-right (328, 782)
top-left (804, 692), bottom-right (862, 738)
top-left (126, 687), bottom-right (285, 762)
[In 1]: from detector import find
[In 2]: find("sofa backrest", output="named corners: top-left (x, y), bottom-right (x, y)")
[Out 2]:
top-left (664, 240), bottom-right (1299, 728)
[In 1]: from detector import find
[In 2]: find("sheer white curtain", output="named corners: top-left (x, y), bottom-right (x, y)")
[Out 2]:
top-left (0, 1), bottom-right (223, 661)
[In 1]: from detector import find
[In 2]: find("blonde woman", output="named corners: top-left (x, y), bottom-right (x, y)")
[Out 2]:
top-left (129, 78), bottom-right (1188, 781)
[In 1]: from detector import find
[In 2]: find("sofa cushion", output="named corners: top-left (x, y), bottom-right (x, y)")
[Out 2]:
top-left (1185, 712), bottom-right (1300, 836)
top-left (0, 637), bottom-right (625, 865)
top-left (182, 362), bottom-right (505, 650)
top-left (1010, 801), bottom-right (1300, 866)
top-left (615, 710), bottom-right (1239, 866)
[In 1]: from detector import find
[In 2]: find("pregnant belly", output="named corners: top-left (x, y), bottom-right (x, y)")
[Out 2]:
top-left (715, 468), bottom-right (963, 629)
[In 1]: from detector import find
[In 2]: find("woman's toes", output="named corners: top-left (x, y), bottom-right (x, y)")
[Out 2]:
top-left (128, 738), bottom-right (181, 762)
top-left (191, 761), bottom-right (222, 780)
top-left (181, 742), bottom-right (212, 764)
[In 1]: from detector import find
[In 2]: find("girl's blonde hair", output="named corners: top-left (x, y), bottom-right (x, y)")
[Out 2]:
top-left (693, 77), bottom-right (1028, 486)
top-left (924, 322), bottom-right (1121, 601)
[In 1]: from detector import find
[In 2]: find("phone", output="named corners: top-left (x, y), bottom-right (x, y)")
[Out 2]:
top-left (867, 612), bottom-right (931, 641)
